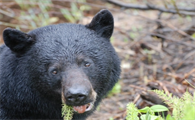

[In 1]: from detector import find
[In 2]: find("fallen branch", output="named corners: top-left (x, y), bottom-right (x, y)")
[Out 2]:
top-left (106, 0), bottom-right (195, 16)
top-left (150, 33), bottom-right (195, 48)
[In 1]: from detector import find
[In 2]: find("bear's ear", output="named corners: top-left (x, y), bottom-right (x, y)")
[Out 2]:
top-left (86, 9), bottom-right (114, 39)
top-left (3, 28), bottom-right (35, 53)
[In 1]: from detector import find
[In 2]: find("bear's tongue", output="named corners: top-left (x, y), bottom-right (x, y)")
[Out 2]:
top-left (73, 105), bottom-right (87, 114)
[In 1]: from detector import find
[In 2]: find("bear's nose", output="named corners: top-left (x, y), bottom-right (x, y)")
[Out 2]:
top-left (65, 87), bottom-right (89, 104)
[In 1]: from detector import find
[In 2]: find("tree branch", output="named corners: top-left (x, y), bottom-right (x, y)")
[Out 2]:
top-left (106, 0), bottom-right (195, 16)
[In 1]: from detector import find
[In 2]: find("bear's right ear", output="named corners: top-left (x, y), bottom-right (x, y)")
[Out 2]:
top-left (3, 28), bottom-right (35, 53)
top-left (86, 9), bottom-right (114, 39)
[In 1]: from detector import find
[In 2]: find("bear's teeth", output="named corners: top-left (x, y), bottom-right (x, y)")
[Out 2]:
top-left (85, 103), bottom-right (93, 112)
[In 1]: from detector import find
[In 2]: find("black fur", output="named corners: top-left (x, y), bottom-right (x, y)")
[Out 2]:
top-left (0, 9), bottom-right (120, 120)
top-left (86, 9), bottom-right (114, 38)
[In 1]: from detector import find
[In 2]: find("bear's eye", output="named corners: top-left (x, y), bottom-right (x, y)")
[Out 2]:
top-left (85, 63), bottom-right (91, 67)
top-left (48, 66), bottom-right (60, 76)
top-left (52, 69), bottom-right (58, 75)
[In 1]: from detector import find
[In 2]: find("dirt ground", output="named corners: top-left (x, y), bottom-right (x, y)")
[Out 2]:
top-left (88, 1), bottom-right (195, 119)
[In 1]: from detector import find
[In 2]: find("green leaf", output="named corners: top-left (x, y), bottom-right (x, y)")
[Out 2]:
top-left (71, 3), bottom-right (78, 13)
top-left (129, 32), bottom-right (137, 39)
top-left (141, 114), bottom-right (160, 120)
top-left (166, 114), bottom-right (175, 120)
top-left (107, 82), bottom-right (121, 97)
top-left (61, 9), bottom-right (75, 23)
top-left (150, 105), bottom-right (169, 112)
top-left (109, 117), bottom-right (114, 120)
top-left (139, 106), bottom-right (150, 113)
top-left (192, 33), bottom-right (195, 39)
top-left (140, 115), bottom-right (146, 120)
top-left (48, 17), bottom-right (59, 24)
top-left (146, 111), bottom-right (151, 120)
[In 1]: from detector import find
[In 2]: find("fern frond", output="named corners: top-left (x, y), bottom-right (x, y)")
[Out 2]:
top-left (181, 91), bottom-right (193, 102)
top-left (62, 104), bottom-right (73, 120)
top-left (126, 102), bottom-right (139, 120)
top-left (193, 92), bottom-right (195, 105)
top-left (172, 96), bottom-right (183, 119)
top-left (153, 90), bottom-right (174, 107)
top-left (153, 90), bottom-right (195, 120)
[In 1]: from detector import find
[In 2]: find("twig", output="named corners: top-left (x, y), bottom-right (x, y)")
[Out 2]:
top-left (106, 0), bottom-right (195, 16)
top-left (170, 0), bottom-right (181, 16)
top-left (150, 33), bottom-right (195, 48)
top-left (0, 21), bottom-right (34, 29)
top-left (129, 84), bottom-right (147, 91)
top-left (159, 20), bottom-right (195, 40)
top-left (0, 9), bottom-right (15, 17)
top-left (184, 68), bottom-right (195, 80)
top-left (155, 28), bottom-right (195, 34)
top-left (133, 94), bottom-right (140, 104)
top-left (155, 81), bottom-right (169, 94)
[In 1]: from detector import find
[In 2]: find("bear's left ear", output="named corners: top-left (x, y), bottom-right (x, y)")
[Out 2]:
top-left (86, 9), bottom-right (114, 39)
top-left (3, 28), bottom-right (35, 53)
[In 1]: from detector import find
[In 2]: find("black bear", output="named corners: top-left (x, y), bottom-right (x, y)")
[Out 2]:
top-left (0, 9), bottom-right (120, 120)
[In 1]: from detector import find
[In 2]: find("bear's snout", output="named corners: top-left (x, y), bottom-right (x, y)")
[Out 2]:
top-left (64, 82), bottom-right (97, 114)
top-left (62, 68), bottom-right (97, 114)
top-left (65, 83), bottom-right (91, 104)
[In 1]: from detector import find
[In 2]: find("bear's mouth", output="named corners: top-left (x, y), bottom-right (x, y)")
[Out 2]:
top-left (73, 102), bottom-right (94, 114)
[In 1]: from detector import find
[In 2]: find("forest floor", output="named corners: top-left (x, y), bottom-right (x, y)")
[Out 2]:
top-left (87, 1), bottom-right (195, 120)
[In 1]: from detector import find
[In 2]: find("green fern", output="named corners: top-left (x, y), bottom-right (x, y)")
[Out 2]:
top-left (181, 92), bottom-right (195, 120)
top-left (126, 102), bottom-right (139, 120)
top-left (152, 90), bottom-right (175, 107)
top-left (61, 104), bottom-right (73, 120)
top-left (153, 90), bottom-right (195, 120)
top-left (126, 90), bottom-right (195, 120)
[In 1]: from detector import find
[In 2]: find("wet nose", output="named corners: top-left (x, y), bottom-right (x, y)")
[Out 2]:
top-left (65, 87), bottom-right (90, 104)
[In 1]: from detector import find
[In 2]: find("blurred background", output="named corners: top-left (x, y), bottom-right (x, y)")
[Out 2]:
top-left (0, 0), bottom-right (195, 119)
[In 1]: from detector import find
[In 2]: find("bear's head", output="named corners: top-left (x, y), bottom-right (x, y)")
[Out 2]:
top-left (1, 9), bottom-right (120, 119)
